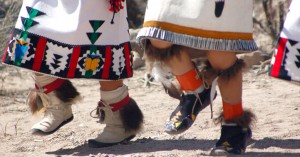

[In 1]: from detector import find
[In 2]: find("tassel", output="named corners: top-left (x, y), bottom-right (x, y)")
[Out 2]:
top-left (109, 0), bottom-right (125, 24)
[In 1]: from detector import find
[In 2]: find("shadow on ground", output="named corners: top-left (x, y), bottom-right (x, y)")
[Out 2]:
top-left (46, 138), bottom-right (300, 157)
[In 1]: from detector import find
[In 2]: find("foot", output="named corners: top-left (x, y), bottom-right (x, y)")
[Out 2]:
top-left (210, 125), bottom-right (252, 155)
top-left (164, 87), bottom-right (216, 134)
top-left (88, 110), bottom-right (137, 148)
top-left (88, 134), bottom-right (136, 148)
top-left (31, 114), bottom-right (73, 135)
top-left (31, 100), bottom-right (73, 136)
top-left (88, 97), bottom-right (143, 148)
top-left (29, 78), bottom-right (79, 136)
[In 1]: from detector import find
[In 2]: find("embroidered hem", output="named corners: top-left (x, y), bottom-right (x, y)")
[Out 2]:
top-left (137, 27), bottom-right (258, 52)
top-left (2, 29), bottom-right (133, 80)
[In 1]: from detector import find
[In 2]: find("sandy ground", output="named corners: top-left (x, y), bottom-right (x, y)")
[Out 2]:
top-left (0, 64), bottom-right (299, 157)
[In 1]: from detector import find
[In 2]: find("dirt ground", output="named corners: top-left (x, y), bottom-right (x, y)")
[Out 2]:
top-left (0, 64), bottom-right (299, 157)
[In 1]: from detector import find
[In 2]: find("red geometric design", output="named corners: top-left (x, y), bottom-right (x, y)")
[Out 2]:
top-left (124, 42), bottom-right (132, 77)
top-left (102, 46), bottom-right (112, 79)
top-left (32, 37), bottom-right (47, 71)
top-left (2, 45), bottom-right (8, 63)
top-left (2, 34), bottom-right (13, 63)
top-left (270, 37), bottom-right (287, 78)
top-left (67, 47), bottom-right (81, 78)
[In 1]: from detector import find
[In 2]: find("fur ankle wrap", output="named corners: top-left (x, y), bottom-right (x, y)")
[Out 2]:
top-left (119, 98), bottom-right (144, 133)
top-left (28, 80), bottom-right (80, 114)
top-left (215, 59), bottom-right (246, 80)
top-left (214, 109), bottom-right (257, 129)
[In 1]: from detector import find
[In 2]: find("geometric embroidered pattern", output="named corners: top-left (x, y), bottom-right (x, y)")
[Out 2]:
top-left (84, 20), bottom-right (105, 78)
top-left (11, 7), bottom-right (46, 66)
top-left (1, 2), bottom-right (133, 80)
top-left (269, 37), bottom-right (300, 82)
top-left (3, 29), bottom-right (133, 80)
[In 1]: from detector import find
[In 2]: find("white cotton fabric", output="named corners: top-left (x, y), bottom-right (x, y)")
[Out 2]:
top-left (15, 0), bottom-right (130, 45)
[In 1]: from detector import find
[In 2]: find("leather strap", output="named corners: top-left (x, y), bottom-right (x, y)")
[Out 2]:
top-left (98, 95), bottom-right (130, 112)
top-left (35, 79), bottom-right (65, 94)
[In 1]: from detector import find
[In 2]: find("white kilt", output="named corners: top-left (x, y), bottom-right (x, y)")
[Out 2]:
top-left (2, 0), bottom-right (133, 80)
top-left (137, 0), bottom-right (257, 52)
